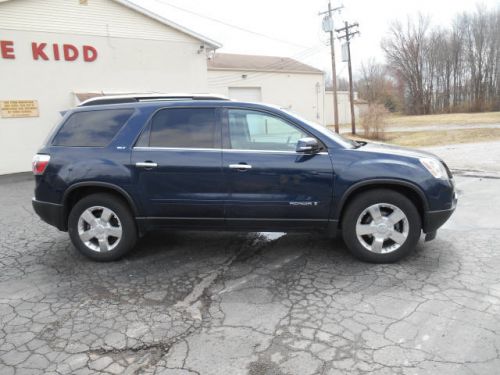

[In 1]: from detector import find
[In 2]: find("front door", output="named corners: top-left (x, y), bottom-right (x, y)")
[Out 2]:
top-left (222, 108), bottom-right (334, 231)
top-left (131, 107), bottom-right (224, 228)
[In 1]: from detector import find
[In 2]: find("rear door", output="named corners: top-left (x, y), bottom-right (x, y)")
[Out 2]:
top-left (131, 107), bottom-right (224, 228)
top-left (222, 108), bottom-right (334, 231)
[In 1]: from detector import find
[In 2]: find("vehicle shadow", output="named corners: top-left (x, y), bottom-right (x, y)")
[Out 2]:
top-left (125, 230), bottom-right (438, 269)
top-left (28, 229), bottom-right (446, 307)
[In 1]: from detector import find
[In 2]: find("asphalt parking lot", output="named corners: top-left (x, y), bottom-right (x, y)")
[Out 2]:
top-left (1, 146), bottom-right (500, 375)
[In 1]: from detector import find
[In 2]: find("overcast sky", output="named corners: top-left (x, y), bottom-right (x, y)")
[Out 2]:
top-left (132, 0), bottom-right (499, 79)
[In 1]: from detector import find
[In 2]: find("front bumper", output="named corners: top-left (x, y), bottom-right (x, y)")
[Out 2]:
top-left (32, 198), bottom-right (66, 231)
top-left (423, 188), bottom-right (457, 233)
top-left (423, 207), bottom-right (455, 233)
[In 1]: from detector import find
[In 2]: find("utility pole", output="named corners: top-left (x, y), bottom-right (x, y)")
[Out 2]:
top-left (319, 1), bottom-right (343, 133)
top-left (336, 21), bottom-right (359, 135)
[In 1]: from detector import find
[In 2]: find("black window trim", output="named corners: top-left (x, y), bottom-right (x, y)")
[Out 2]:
top-left (132, 106), bottom-right (222, 150)
top-left (51, 107), bottom-right (136, 148)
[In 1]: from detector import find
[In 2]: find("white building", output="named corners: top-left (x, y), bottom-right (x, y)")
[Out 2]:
top-left (208, 53), bottom-right (325, 124)
top-left (0, 0), bottom-right (220, 174)
top-left (0, 0), bottom-right (366, 175)
top-left (324, 91), bottom-right (368, 127)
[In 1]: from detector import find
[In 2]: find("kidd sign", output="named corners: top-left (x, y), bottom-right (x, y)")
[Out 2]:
top-left (0, 40), bottom-right (98, 62)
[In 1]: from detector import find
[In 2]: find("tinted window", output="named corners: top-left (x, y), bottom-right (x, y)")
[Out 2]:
top-left (148, 108), bottom-right (217, 148)
top-left (52, 109), bottom-right (133, 147)
top-left (228, 109), bottom-right (307, 151)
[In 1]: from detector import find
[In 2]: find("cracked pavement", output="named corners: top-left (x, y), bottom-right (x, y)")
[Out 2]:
top-left (1, 166), bottom-right (500, 374)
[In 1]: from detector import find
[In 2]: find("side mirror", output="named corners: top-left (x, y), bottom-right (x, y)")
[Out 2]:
top-left (296, 137), bottom-right (320, 153)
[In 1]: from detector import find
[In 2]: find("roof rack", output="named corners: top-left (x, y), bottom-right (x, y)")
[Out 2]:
top-left (78, 93), bottom-right (230, 107)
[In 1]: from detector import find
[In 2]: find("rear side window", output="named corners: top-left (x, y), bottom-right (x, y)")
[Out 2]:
top-left (143, 108), bottom-right (217, 148)
top-left (52, 109), bottom-right (134, 147)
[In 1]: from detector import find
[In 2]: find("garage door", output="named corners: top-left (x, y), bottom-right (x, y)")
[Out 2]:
top-left (228, 87), bottom-right (262, 102)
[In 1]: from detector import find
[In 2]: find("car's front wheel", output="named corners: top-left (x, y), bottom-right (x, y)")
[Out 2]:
top-left (342, 189), bottom-right (422, 263)
top-left (68, 193), bottom-right (137, 261)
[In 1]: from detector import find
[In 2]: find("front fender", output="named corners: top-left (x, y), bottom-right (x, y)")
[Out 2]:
top-left (332, 178), bottom-right (429, 222)
top-left (330, 149), bottom-right (453, 219)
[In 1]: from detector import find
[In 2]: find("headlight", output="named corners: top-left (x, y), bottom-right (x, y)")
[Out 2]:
top-left (419, 158), bottom-right (448, 179)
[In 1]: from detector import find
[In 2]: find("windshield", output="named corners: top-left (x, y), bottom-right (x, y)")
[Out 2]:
top-left (282, 109), bottom-right (360, 149)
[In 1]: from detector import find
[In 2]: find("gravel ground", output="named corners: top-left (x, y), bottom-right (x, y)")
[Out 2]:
top-left (424, 141), bottom-right (500, 174)
top-left (340, 123), bottom-right (500, 134)
top-left (0, 148), bottom-right (499, 374)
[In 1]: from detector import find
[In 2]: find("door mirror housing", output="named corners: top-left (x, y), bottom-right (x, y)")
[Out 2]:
top-left (296, 137), bottom-right (320, 153)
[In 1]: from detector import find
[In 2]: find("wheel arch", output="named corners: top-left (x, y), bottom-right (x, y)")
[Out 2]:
top-left (336, 179), bottom-right (429, 228)
top-left (62, 182), bottom-right (139, 230)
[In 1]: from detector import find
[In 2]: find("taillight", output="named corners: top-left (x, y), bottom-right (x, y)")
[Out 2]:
top-left (32, 154), bottom-right (50, 175)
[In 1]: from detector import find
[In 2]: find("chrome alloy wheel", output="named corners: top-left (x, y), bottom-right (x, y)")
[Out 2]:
top-left (77, 206), bottom-right (122, 252)
top-left (355, 203), bottom-right (409, 254)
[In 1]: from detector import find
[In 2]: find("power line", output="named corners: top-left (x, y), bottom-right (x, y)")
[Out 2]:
top-left (208, 59), bottom-right (325, 86)
top-left (207, 45), bottom-right (326, 86)
top-left (144, 0), bottom-right (328, 87)
top-left (207, 45), bottom-right (324, 81)
top-left (150, 0), bottom-right (309, 49)
top-left (207, 58), bottom-right (325, 87)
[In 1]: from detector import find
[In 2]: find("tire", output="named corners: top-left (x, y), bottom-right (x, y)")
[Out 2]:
top-left (68, 193), bottom-right (137, 261)
top-left (341, 189), bottom-right (421, 263)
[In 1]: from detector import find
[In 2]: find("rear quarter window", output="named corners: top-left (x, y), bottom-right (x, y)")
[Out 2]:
top-left (52, 109), bottom-right (134, 147)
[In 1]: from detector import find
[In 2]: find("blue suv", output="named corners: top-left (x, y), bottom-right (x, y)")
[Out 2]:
top-left (32, 95), bottom-right (457, 263)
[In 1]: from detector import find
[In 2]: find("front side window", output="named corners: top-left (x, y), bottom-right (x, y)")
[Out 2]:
top-left (145, 108), bottom-right (217, 148)
top-left (52, 109), bottom-right (134, 147)
top-left (228, 109), bottom-right (307, 151)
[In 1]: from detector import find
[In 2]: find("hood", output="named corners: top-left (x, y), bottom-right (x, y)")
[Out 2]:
top-left (358, 141), bottom-right (441, 161)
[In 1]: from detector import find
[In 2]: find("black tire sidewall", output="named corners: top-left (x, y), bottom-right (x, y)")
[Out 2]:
top-left (342, 189), bottom-right (422, 263)
top-left (68, 193), bottom-right (137, 261)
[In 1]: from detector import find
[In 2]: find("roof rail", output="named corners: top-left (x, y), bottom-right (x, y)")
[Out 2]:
top-left (78, 93), bottom-right (230, 107)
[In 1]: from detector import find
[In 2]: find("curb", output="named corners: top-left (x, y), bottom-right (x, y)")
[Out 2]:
top-left (0, 172), bottom-right (33, 184)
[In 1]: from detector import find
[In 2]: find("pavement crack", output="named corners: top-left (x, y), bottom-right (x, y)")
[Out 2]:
top-left (174, 233), bottom-right (262, 320)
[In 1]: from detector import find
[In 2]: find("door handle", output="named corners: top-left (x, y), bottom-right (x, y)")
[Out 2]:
top-left (136, 161), bottom-right (158, 169)
top-left (229, 163), bottom-right (252, 170)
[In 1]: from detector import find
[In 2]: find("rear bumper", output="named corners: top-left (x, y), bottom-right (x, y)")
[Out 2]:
top-left (32, 198), bottom-right (66, 231)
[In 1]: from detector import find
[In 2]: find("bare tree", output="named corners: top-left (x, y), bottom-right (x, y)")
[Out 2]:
top-left (325, 75), bottom-right (350, 91)
top-left (357, 59), bottom-right (399, 111)
top-left (381, 6), bottom-right (500, 115)
top-left (382, 15), bottom-right (431, 114)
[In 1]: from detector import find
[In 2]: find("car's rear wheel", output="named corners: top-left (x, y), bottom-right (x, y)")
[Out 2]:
top-left (341, 189), bottom-right (421, 263)
top-left (68, 193), bottom-right (137, 261)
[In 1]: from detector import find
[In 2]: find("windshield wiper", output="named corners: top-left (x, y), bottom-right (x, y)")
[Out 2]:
top-left (353, 141), bottom-right (367, 149)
